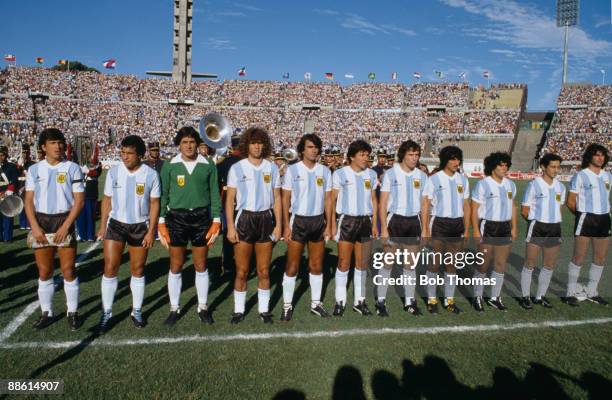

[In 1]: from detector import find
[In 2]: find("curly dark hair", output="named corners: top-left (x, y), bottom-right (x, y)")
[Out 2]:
top-left (438, 145), bottom-right (463, 169)
top-left (297, 133), bottom-right (322, 158)
top-left (38, 128), bottom-right (66, 148)
top-left (483, 151), bottom-right (512, 176)
top-left (174, 126), bottom-right (202, 146)
top-left (121, 135), bottom-right (147, 157)
top-left (239, 127), bottom-right (273, 159)
top-left (346, 140), bottom-right (372, 162)
top-left (397, 140), bottom-right (421, 163)
top-left (581, 143), bottom-right (609, 169)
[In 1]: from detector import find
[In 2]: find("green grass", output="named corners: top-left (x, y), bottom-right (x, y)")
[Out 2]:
top-left (0, 178), bottom-right (610, 399)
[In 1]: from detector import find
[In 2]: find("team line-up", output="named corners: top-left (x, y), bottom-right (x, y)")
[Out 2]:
top-left (2, 126), bottom-right (610, 333)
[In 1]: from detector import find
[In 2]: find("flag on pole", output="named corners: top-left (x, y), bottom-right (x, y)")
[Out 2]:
top-left (4, 54), bottom-right (16, 62)
top-left (368, 72), bottom-right (376, 80)
top-left (391, 72), bottom-right (397, 81)
top-left (434, 70), bottom-right (443, 78)
top-left (35, 57), bottom-right (44, 64)
top-left (238, 66), bottom-right (246, 76)
top-left (458, 72), bottom-right (466, 80)
top-left (483, 70), bottom-right (490, 78)
top-left (344, 74), bottom-right (354, 79)
top-left (325, 72), bottom-right (334, 80)
top-left (413, 72), bottom-right (421, 79)
top-left (58, 59), bottom-right (68, 65)
top-left (304, 72), bottom-right (311, 80)
top-left (282, 72), bottom-right (289, 79)
top-left (103, 59), bottom-right (116, 69)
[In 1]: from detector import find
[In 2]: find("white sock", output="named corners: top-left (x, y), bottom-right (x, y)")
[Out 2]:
top-left (64, 278), bottom-right (79, 313)
top-left (282, 273), bottom-right (296, 307)
top-left (444, 273), bottom-right (456, 300)
top-left (335, 268), bottom-right (348, 305)
top-left (377, 267), bottom-right (391, 300)
top-left (587, 264), bottom-right (604, 297)
top-left (195, 270), bottom-right (209, 309)
top-left (403, 268), bottom-right (416, 305)
top-left (101, 275), bottom-right (118, 312)
top-left (309, 273), bottom-right (323, 307)
top-left (473, 271), bottom-right (486, 297)
top-left (353, 269), bottom-right (366, 305)
top-left (130, 275), bottom-right (145, 310)
top-left (38, 278), bottom-right (54, 315)
top-left (566, 262), bottom-right (581, 297)
top-left (167, 271), bottom-right (182, 311)
top-left (234, 290), bottom-right (246, 313)
top-left (426, 270), bottom-right (438, 300)
top-left (521, 267), bottom-right (533, 297)
top-left (258, 288), bottom-right (270, 313)
top-left (490, 271), bottom-right (504, 299)
top-left (536, 268), bottom-right (553, 299)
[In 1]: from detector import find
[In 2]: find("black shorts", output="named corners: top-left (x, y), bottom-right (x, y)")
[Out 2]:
top-left (574, 213), bottom-right (611, 237)
top-left (431, 216), bottom-right (464, 241)
top-left (290, 214), bottom-right (325, 244)
top-left (105, 218), bottom-right (148, 247)
top-left (526, 220), bottom-right (562, 247)
top-left (166, 208), bottom-right (211, 247)
top-left (235, 209), bottom-right (275, 244)
top-left (335, 215), bottom-right (372, 243)
top-left (36, 212), bottom-right (75, 236)
top-left (479, 220), bottom-right (512, 245)
top-left (387, 214), bottom-right (421, 245)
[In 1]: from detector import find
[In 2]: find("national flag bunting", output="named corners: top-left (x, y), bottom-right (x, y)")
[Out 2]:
top-left (344, 74), bottom-right (354, 79)
top-left (458, 72), bottom-right (466, 80)
top-left (368, 72), bottom-right (376, 80)
top-left (413, 72), bottom-right (421, 79)
top-left (103, 59), bottom-right (116, 69)
top-left (483, 70), bottom-right (490, 78)
top-left (391, 72), bottom-right (397, 80)
top-left (36, 57), bottom-right (44, 64)
top-left (325, 72), bottom-right (334, 80)
top-left (237, 66), bottom-right (246, 76)
top-left (435, 70), bottom-right (443, 78)
top-left (282, 72), bottom-right (289, 79)
top-left (304, 72), bottom-right (311, 80)
top-left (58, 59), bottom-right (68, 66)
top-left (4, 54), bottom-right (16, 62)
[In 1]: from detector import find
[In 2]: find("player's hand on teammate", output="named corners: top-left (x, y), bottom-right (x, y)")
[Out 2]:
top-left (205, 221), bottom-right (222, 246)
top-left (141, 230), bottom-right (155, 249)
top-left (158, 223), bottom-right (171, 249)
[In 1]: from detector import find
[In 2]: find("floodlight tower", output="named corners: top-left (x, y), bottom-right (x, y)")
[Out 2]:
top-left (556, 0), bottom-right (579, 85)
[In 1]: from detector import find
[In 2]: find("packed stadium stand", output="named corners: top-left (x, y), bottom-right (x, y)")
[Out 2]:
top-left (0, 67), bottom-right (529, 161)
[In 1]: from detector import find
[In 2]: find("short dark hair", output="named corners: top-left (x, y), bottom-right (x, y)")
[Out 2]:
top-left (397, 140), bottom-right (421, 163)
top-left (121, 135), bottom-right (146, 157)
top-left (346, 140), bottom-right (372, 161)
top-left (438, 145), bottom-right (463, 169)
top-left (174, 126), bottom-right (202, 146)
top-left (483, 151), bottom-right (512, 176)
top-left (38, 128), bottom-right (66, 148)
top-left (297, 134), bottom-right (323, 158)
top-left (539, 153), bottom-right (563, 168)
top-left (239, 127), bottom-right (273, 159)
top-left (581, 143), bottom-right (609, 169)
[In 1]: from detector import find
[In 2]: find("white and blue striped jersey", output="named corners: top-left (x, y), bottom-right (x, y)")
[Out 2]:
top-left (104, 163), bottom-right (161, 224)
top-left (227, 159), bottom-right (281, 211)
top-left (25, 159), bottom-right (84, 214)
top-left (381, 164), bottom-right (427, 217)
top-left (422, 171), bottom-right (470, 218)
top-left (472, 176), bottom-right (516, 222)
top-left (332, 166), bottom-right (378, 216)
top-left (569, 169), bottom-right (611, 215)
top-left (522, 177), bottom-right (566, 223)
top-left (282, 161), bottom-right (331, 216)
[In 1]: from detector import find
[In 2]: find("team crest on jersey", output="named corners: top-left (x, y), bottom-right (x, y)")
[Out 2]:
top-left (177, 175), bottom-right (185, 187)
top-left (56, 172), bottom-right (67, 184)
top-left (136, 183), bottom-right (145, 196)
top-left (606, 180), bottom-right (610, 191)
top-left (316, 176), bottom-right (324, 187)
top-left (507, 191), bottom-right (513, 199)
top-left (555, 192), bottom-right (561, 202)
top-left (364, 179), bottom-right (372, 190)
top-left (263, 173), bottom-right (271, 184)
top-left (413, 179), bottom-right (421, 189)
top-left (457, 184), bottom-right (464, 194)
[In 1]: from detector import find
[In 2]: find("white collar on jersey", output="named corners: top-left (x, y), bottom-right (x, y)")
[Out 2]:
top-left (170, 154), bottom-right (209, 165)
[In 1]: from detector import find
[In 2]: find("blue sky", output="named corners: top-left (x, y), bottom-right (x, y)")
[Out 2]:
top-left (2, 0), bottom-right (611, 110)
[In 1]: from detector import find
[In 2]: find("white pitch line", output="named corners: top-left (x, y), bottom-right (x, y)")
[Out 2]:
top-left (0, 241), bottom-right (100, 343)
top-left (1, 317), bottom-right (611, 350)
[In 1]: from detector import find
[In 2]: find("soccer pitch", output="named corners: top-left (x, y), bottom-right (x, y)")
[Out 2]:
top-left (1, 178), bottom-right (611, 399)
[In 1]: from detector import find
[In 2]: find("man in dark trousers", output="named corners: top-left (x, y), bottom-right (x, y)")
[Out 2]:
top-left (76, 151), bottom-right (101, 242)
top-left (0, 146), bottom-right (19, 242)
top-left (18, 144), bottom-right (37, 230)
